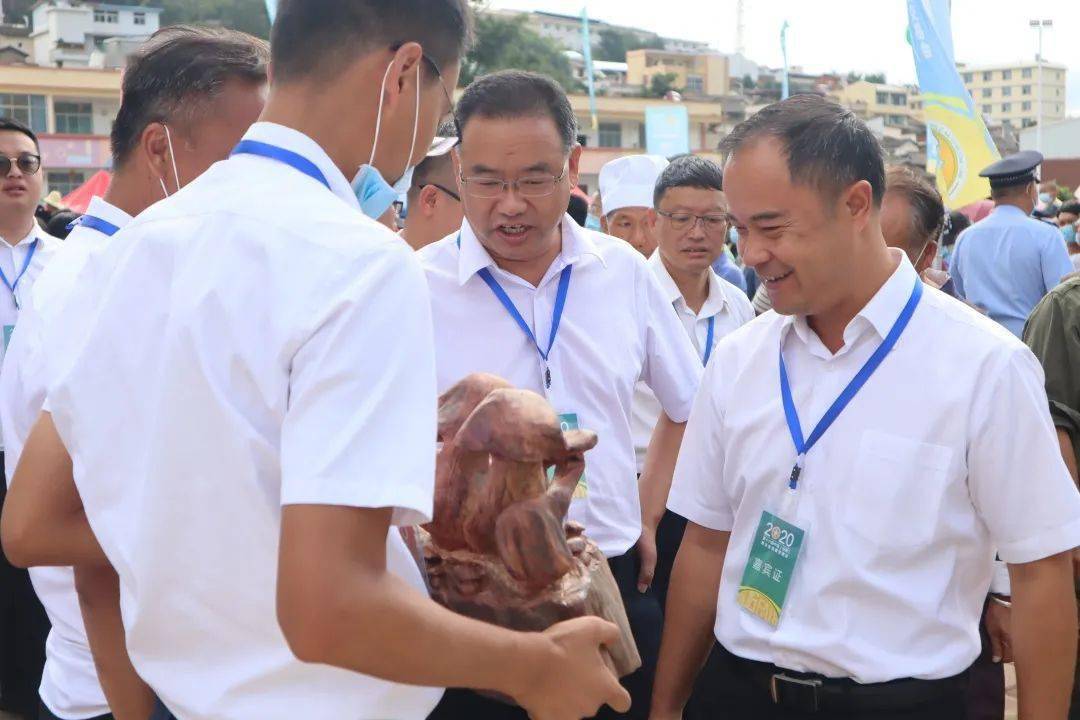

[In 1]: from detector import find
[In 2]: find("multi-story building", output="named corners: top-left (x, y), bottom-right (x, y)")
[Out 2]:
top-left (830, 80), bottom-right (923, 130)
top-left (0, 63), bottom-right (121, 194)
top-left (959, 61), bottom-right (1067, 129)
top-left (492, 9), bottom-right (708, 55)
top-left (29, 0), bottom-right (162, 69)
top-left (626, 49), bottom-right (729, 98)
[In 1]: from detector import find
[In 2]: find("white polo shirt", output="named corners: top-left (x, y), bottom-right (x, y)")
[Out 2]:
top-left (418, 218), bottom-right (702, 557)
top-left (631, 251), bottom-right (754, 472)
top-left (47, 122), bottom-right (444, 719)
top-left (0, 222), bottom-right (59, 451)
top-left (0, 196), bottom-right (130, 720)
top-left (669, 250), bottom-right (1080, 683)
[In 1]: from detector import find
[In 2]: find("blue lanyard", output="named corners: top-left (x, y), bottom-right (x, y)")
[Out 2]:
top-left (459, 234), bottom-right (572, 389)
top-left (68, 214), bottom-right (120, 237)
top-left (780, 278), bottom-right (923, 490)
top-left (0, 238), bottom-right (38, 309)
top-left (230, 140), bottom-right (330, 190)
top-left (702, 315), bottom-right (716, 366)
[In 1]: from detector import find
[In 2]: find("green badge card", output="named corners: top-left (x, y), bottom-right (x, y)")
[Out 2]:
top-left (736, 510), bottom-right (806, 627)
top-left (547, 412), bottom-right (587, 499)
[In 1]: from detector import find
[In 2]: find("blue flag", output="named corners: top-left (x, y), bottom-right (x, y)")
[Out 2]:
top-left (581, 6), bottom-right (598, 131)
top-left (264, 0), bottom-right (277, 24)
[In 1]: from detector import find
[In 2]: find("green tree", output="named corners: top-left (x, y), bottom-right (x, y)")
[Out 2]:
top-left (594, 27), bottom-right (665, 63)
top-left (741, 74), bottom-right (756, 90)
top-left (648, 72), bottom-right (679, 98)
top-left (846, 71), bottom-right (863, 83)
top-left (3, 0), bottom-right (272, 38)
top-left (864, 72), bottom-right (887, 84)
top-left (461, 10), bottom-right (581, 92)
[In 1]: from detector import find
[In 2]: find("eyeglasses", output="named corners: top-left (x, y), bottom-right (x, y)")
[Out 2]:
top-left (459, 170), bottom-right (568, 199)
top-left (0, 153), bottom-right (40, 176)
top-left (428, 182), bottom-right (460, 202)
top-left (393, 43), bottom-right (461, 143)
top-left (657, 210), bottom-right (729, 235)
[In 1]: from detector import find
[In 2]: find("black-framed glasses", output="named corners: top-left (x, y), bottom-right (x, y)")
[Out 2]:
top-left (657, 209), bottom-right (728, 235)
top-left (428, 182), bottom-right (460, 202)
top-left (393, 43), bottom-right (461, 143)
top-left (459, 170), bottom-right (568, 199)
top-left (0, 153), bottom-right (40, 176)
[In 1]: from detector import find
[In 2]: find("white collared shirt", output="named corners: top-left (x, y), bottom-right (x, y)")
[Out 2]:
top-left (418, 218), bottom-right (702, 556)
top-left (669, 250), bottom-right (1080, 683)
top-left (0, 222), bottom-right (59, 450)
top-left (47, 123), bottom-right (443, 719)
top-left (0, 196), bottom-right (130, 719)
top-left (631, 251), bottom-right (754, 472)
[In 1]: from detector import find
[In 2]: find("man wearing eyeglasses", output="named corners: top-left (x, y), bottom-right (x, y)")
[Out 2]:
top-left (402, 122), bottom-right (462, 251)
top-left (0, 116), bottom-right (59, 720)
top-left (419, 70), bottom-right (702, 720)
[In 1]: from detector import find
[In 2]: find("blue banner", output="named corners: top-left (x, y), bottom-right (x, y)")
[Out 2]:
top-left (581, 6), bottom-right (598, 131)
top-left (780, 21), bottom-right (790, 100)
top-left (264, 0), bottom-right (277, 23)
top-left (645, 106), bottom-right (690, 158)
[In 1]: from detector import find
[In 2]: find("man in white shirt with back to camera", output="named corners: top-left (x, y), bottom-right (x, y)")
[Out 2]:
top-left (651, 94), bottom-right (1080, 720)
top-left (0, 3), bottom-right (630, 720)
top-left (0, 26), bottom-right (269, 720)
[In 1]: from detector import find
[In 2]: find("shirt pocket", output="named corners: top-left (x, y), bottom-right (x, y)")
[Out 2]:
top-left (845, 430), bottom-right (954, 548)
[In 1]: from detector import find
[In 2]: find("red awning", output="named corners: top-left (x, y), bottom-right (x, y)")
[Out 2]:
top-left (62, 170), bottom-right (111, 214)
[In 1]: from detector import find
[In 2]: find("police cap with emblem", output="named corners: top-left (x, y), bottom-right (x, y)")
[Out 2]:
top-left (979, 150), bottom-right (1043, 190)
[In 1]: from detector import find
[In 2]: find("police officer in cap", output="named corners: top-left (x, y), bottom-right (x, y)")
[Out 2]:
top-left (951, 150), bottom-right (1073, 337)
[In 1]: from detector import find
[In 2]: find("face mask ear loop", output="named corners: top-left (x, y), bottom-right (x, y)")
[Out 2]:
top-left (159, 176), bottom-right (169, 199)
top-left (369, 61), bottom-right (394, 167)
top-left (162, 123), bottom-right (181, 193)
top-left (401, 59), bottom-right (421, 182)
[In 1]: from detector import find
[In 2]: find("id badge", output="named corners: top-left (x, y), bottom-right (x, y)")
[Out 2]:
top-left (2, 324), bottom-right (12, 354)
top-left (547, 412), bottom-right (587, 499)
top-left (736, 509), bottom-right (806, 627)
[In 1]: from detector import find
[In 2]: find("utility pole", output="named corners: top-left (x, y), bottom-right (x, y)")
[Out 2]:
top-left (735, 0), bottom-right (745, 57)
top-left (1029, 18), bottom-right (1052, 153)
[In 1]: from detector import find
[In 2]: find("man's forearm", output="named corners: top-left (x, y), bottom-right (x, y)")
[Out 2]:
top-left (651, 524), bottom-right (729, 716)
top-left (1009, 551), bottom-right (1078, 720)
top-left (638, 415), bottom-right (686, 530)
top-left (74, 563), bottom-right (156, 720)
top-left (1058, 429), bottom-right (1078, 485)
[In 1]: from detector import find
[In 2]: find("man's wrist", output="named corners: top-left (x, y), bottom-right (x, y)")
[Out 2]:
top-left (497, 631), bottom-right (555, 701)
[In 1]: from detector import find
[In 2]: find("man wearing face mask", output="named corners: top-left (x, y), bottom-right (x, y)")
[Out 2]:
top-left (0, 3), bottom-right (630, 720)
top-left (951, 151), bottom-right (1074, 338)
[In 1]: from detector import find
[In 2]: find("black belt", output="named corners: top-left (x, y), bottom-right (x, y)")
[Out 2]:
top-left (723, 645), bottom-right (968, 713)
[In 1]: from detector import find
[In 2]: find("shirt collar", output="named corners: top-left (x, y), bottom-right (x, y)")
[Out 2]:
top-left (2, 222), bottom-right (45, 249)
top-left (456, 213), bottom-right (606, 287)
top-left (782, 248), bottom-right (919, 352)
top-left (83, 196), bottom-right (133, 232)
top-left (991, 204), bottom-right (1028, 219)
top-left (647, 250), bottom-right (729, 319)
top-left (237, 122), bottom-right (359, 211)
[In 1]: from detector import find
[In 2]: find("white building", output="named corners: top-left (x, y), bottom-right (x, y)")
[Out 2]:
top-left (493, 8), bottom-right (708, 56)
top-left (30, 1), bottom-right (162, 68)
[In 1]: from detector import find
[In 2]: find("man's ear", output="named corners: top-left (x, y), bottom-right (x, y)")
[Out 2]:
top-left (420, 184), bottom-right (440, 217)
top-left (842, 179), bottom-right (874, 231)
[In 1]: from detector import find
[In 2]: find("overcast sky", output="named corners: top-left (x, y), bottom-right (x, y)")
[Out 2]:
top-left (489, 0), bottom-right (1080, 115)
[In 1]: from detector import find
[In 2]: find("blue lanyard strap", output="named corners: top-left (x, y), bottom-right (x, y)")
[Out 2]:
top-left (230, 140), bottom-right (330, 190)
top-left (68, 215), bottom-right (120, 237)
top-left (702, 315), bottom-right (716, 366)
top-left (780, 277), bottom-right (923, 490)
top-left (0, 238), bottom-right (38, 308)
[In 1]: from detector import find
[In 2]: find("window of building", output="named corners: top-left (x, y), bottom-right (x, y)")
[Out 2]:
top-left (0, 94), bottom-right (46, 133)
top-left (962, 72), bottom-right (973, 83)
top-left (891, 93), bottom-right (906, 105)
top-left (1022, 101), bottom-right (1032, 111)
top-left (982, 71), bottom-right (992, 81)
top-left (54, 101), bottom-right (93, 134)
top-left (982, 104), bottom-right (992, 114)
top-left (46, 170), bottom-right (87, 196)
top-left (1022, 85), bottom-right (1031, 95)
top-left (875, 91), bottom-right (888, 104)
top-left (133, 11), bottom-right (146, 25)
top-left (1056, 88), bottom-right (1061, 97)
top-left (981, 88), bottom-right (992, 98)
top-left (1022, 68), bottom-right (1032, 79)
top-left (1001, 102), bottom-right (1011, 112)
top-left (887, 114), bottom-right (906, 125)
top-left (685, 75), bottom-right (704, 94)
top-left (598, 122), bottom-right (622, 148)
top-left (1001, 86), bottom-right (1011, 97)
top-left (94, 8), bottom-right (118, 23)
top-left (1002, 69), bottom-right (1012, 80)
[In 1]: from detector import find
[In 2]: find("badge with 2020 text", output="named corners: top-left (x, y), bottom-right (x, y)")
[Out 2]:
top-left (736, 510), bottom-right (806, 627)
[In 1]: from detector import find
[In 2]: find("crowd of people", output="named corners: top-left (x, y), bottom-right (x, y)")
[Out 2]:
top-left (0, 1), bottom-right (1076, 720)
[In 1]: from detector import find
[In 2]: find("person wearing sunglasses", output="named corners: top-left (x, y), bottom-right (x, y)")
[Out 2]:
top-left (402, 121), bottom-right (462, 251)
top-left (0, 115), bottom-right (59, 720)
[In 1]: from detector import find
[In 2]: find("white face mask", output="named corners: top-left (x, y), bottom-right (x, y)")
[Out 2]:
top-left (158, 123), bottom-right (182, 199)
top-left (351, 59), bottom-right (422, 219)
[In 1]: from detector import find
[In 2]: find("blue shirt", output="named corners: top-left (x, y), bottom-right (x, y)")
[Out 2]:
top-left (711, 247), bottom-right (747, 294)
top-left (952, 205), bottom-right (1073, 337)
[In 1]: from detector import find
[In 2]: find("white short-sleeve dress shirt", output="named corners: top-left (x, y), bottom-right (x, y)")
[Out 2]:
top-left (0, 196), bottom-right (131, 720)
top-left (46, 123), bottom-right (444, 719)
top-left (418, 219), bottom-right (703, 556)
top-left (668, 250), bottom-right (1080, 683)
top-left (631, 251), bottom-right (754, 472)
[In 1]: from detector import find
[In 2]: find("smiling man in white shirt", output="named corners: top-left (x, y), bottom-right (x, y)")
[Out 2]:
top-left (420, 70), bottom-right (702, 720)
top-left (0, 27), bottom-right (270, 720)
top-left (651, 95), bottom-right (1080, 719)
top-left (0, 116), bottom-right (59, 720)
top-left (0, 3), bottom-right (630, 720)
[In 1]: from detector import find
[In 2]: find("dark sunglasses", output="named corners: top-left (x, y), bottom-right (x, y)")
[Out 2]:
top-left (0, 153), bottom-right (40, 176)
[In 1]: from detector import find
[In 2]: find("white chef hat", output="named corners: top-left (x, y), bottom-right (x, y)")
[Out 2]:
top-left (598, 154), bottom-right (670, 215)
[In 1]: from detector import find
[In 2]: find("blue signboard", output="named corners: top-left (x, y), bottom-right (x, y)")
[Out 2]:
top-left (645, 106), bottom-right (690, 158)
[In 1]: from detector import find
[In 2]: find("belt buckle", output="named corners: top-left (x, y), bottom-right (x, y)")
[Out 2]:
top-left (770, 672), bottom-right (823, 712)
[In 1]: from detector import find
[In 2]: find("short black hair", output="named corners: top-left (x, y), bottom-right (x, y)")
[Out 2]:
top-left (271, 0), bottom-right (471, 84)
top-left (567, 194), bottom-right (588, 226)
top-left (942, 210), bottom-right (970, 247)
top-left (111, 25), bottom-right (269, 168)
top-left (885, 166), bottom-right (945, 251)
top-left (654, 155), bottom-right (724, 207)
top-left (457, 70), bottom-right (578, 152)
top-left (1058, 201), bottom-right (1080, 216)
top-left (0, 117), bottom-right (39, 151)
top-left (46, 211), bottom-right (81, 239)
top-left (720, 94), bottom-right (886, 207)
